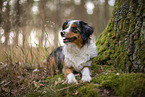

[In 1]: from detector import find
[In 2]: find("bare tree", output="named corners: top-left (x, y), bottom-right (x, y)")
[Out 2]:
top-left (22, 0), bottom-right (33, 47)
top-left (104, 0), bottom-right (109, 26)
top-left (93, 1), bottom-right (101, 36)
top-left (54, 0), bottom-right (62, 47)
top-left (0, 0), bottom-right (3, 44)
top-left (0, 0), bottom-right (3, 26)
top-left (39, 0), bottom-right (48, 47)
top-left (3, 0), bottom-right (11, 45)
top-left (79, 0), bottom-right (87, 21)
top-left (14, 0), bottom-right (21, 45)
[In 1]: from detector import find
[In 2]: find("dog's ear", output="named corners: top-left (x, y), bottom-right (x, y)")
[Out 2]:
top-left (79, 21), bottom-right (94, 41)
top-left (62, 19), bottom-right (72, 30)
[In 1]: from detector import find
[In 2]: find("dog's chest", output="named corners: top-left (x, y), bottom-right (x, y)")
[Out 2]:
top-left (63, 43), bottom-right (97, 71)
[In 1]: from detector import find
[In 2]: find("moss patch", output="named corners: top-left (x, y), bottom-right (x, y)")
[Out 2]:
top-left (91, 64), bottom-right (118, 77)
top-left (78, 84), bottom-right (100, 97)
top-left (92, 73), bottom-right (145, 97)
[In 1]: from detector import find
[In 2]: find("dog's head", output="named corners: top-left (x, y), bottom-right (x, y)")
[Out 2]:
top-left (60, 19), bottom-right (94, 48)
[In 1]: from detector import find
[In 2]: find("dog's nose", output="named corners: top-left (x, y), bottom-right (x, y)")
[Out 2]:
top-left (60, 31), bottom-right (65, 37)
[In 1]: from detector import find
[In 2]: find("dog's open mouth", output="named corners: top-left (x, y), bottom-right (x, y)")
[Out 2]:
top-left (63, 37), bottom-right (76, 43)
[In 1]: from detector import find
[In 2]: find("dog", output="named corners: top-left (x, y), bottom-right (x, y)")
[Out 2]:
top-left (46, 19), bottom-right (97, 84)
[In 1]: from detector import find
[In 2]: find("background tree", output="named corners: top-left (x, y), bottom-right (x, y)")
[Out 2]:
top-left (93, 2), bottom-right (101, 36)
top-left (0, 0), bottom-right (3, 44)
top-left (0, 0), bottom-right (3, 26)
top-left (3, 1), bottom-right (11, 45)
top-left (14, 0), bottom-right (21, 45)
top-left (94, 0), bottom-right (145, 72)
top-left (22, 0), bottom-right (33, 47)
top-left (54, 0), bottom-right (62, 47)
top-left (104, 0), bottom-right (109, 26)
top-left (38, 0), bottom-right (48, 47)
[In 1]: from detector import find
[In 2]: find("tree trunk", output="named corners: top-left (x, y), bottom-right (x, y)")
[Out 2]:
top-left (0, 0), bottom-right (3, 26)
top-left (94, 0), bottom-right (145, 72)
top-left (53, 0), bottom-right (62, 47)
top-left (39, 0), bottom-right (47, 47)
top-left (3, 1), bottom-right (11, 45)
top-left (0, 0), bottom-right (3, 44)
top-left (104, 0), bottom-right (109, 26)
top-left (79, 0), bottom-right (87, 21)
top-left (93, 3), bottom-right (101, 35)
top-left (14, 0), bottom-right (21, 45)
top-left (22, 0), bottom-right (33, 47)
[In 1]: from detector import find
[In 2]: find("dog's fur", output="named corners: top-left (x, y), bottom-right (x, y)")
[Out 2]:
top-left (46, 20), bottom-right (97, 83)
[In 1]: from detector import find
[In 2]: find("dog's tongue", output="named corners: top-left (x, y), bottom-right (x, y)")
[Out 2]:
top-left (63, 38), bottom-right (70, 43)
top-left (63, 37), bottom-right (76, 43)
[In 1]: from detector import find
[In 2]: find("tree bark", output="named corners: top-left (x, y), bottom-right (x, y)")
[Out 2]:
top-left (94, 0), bottom-right (145, 72)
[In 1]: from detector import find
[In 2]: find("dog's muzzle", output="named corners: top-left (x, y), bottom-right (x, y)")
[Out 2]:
top-left (60, 31), bottom-right (77, 43)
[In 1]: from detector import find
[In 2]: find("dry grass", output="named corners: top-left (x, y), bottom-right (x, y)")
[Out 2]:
top-left (0, 45), bottom-right (49, 65)
top-left (0, 45), bottom-right (51, 96)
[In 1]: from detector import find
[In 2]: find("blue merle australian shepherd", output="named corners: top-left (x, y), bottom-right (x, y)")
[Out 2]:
top-left (46, 20), bottom-right (97, 84)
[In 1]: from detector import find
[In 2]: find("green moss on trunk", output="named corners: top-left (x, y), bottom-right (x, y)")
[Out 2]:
top-left (93, 0), bottom-right (145, 72)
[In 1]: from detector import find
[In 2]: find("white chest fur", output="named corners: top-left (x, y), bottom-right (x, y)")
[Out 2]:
top-left (63, 41), bottom-right (97, 72)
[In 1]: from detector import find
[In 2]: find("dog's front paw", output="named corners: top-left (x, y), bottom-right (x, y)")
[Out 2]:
top-left (81, 67), bottom-right (92, 82)
top-left (67, 73), bottom-right (78, 84)
top-left (81, 75), bottom-right (92, 82)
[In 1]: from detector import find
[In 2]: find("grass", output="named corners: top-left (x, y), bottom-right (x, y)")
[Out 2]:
top-left (0, 45), bottom-right (49, 96)
top-left (0, 45), bottom-right (145, 97)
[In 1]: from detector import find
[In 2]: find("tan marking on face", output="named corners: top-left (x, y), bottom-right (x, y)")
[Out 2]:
top-left (65, 31), bottom-right (84, 48)
top-left (66, 24), bottom-right (69, 28)
top-left (71, 24), bottom-right (77, 28)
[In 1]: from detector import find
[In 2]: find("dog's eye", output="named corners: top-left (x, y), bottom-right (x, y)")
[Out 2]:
top-left (63, 24), bottom-right (69, 30)
top-left (71, 27), bottom-right (78, 33)
top-left (63, 26), bottom-right (68, 30)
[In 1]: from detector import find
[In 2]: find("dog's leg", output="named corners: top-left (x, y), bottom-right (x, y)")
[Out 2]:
top-left (81, 67), bottom-right (92, 82)
top-left (65, 68), bottom-right (78, 84)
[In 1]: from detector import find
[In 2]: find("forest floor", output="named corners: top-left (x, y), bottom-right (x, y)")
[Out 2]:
top-left (0, 61), bottom-right (145, 97)
top-left (0, 46), bottom-right (145, 97)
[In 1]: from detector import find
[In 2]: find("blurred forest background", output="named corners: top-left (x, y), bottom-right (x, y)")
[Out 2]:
top-left (0, 0), bottom-right (114, 48)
